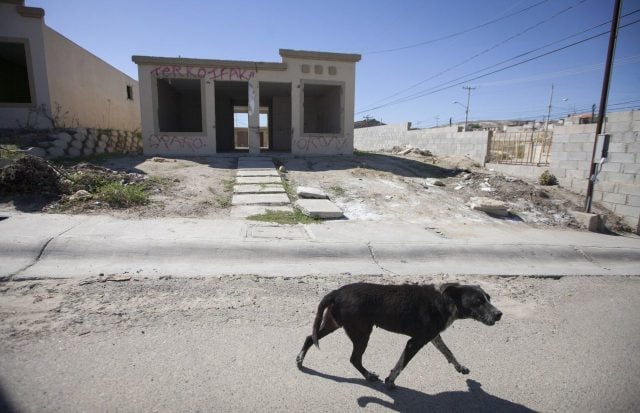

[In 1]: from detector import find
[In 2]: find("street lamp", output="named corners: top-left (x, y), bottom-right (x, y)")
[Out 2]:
top-left (452, 101), bottom-right (468, 131)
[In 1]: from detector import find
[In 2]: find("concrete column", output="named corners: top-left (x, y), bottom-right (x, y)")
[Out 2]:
top-left (204, 79), bottom-right (216, 154)
top-left (290, 81), bottom-right (301, 153)
top-left (248, 78), bottom-right (260, 155)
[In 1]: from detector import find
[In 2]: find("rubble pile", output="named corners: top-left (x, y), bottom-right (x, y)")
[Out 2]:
top-left (0, 155), bottom-right (64, 195)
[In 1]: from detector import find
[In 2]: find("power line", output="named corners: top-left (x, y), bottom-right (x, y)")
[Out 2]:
top-left (358, 7), bottom-right (640, 113)
top-left (363, 0), bottom-right (550, 55)
top-left (356, 17), bottom-right (640, 114)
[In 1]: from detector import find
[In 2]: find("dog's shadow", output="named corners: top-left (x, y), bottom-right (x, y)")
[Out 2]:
top-left (300, 367), bottom-right (535, 412)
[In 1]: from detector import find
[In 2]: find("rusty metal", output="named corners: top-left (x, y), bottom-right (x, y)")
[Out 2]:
top-left (487, 130), bottom-right (553, 166)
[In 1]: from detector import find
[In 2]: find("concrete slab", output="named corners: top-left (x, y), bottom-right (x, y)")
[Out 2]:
top-left (232, 193), bottom-right (290, 206)
top-left (233, 184), bottom-right (285, 194)
top-left (237, 160), bottom-right (275, 168)
top-left (297, 186), bottom-right (329, 199)
top-left (246, 224), bottom-right (308, 240)
top-left (236, 176), bottom-right (282, 184)
top-left (236, 169), bottom-right (279, 177)
top-left (295, 199), bottom-right (344, 219)
top-left (229, 205), bottom-right (293, 218)
top-left (570, 211), bottom-right (606, 232)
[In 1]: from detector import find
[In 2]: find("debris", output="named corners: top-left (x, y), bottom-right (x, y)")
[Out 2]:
top-left (297, 186), bottom-right (329, 199)
top-left (69, 189), bottom-right (91, 201)
top-left (278, 165), bottom-right (286, 173)
top-left (469, 197), bottom-right (510, 217)
top-left (151, 157), bottom-right (166, 163)
top-left (104, 275), bottom-right (132, 282)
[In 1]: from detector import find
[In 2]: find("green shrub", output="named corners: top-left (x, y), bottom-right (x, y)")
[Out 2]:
top-left (539, 170), bottom-right (558, 186)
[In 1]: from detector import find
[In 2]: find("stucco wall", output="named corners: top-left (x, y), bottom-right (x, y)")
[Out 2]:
top-left (135, 51), bottom-right (358, 156)
top-left (43, 27), bottom-right (140, 131)
top-left (0, 3), bottom-right (51, 129)
top-left (354, 123), bottom-right (490, 164)
top-left (550, 111), bottom-right (640, 230)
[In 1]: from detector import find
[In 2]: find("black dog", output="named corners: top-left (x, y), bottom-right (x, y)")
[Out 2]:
top-left (296, 282), bottom-right (502, 389)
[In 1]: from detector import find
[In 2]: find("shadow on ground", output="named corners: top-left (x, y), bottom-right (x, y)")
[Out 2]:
top-left (276, 153), bottom-right (460, 179)
top-left (301, 367), bottom-right (534, 413)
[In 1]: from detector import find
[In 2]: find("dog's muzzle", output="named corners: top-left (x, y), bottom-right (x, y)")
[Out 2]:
top-left (484, 310), bottom-right (502, 326)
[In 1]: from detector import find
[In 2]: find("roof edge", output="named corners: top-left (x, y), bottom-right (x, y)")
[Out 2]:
top-left (279, 49), bottom-right (361, 63)
top-left (16, 5), bottom-right (44, 18)
top-left (132, 55), bottom-right (287, 71)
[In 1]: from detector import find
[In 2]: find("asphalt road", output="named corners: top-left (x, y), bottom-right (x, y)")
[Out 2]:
top-left (1, 274), bottom-right (639, 412)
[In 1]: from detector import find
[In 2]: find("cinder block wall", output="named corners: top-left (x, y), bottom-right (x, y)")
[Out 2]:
top-left (354, 123), bottom-right (490, 164)
top-left (550, 111), bottom-right (640, 230)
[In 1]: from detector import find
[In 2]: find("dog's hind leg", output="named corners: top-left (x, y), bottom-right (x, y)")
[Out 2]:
top-left (385, 337), bottom-right (429, 389)
top-left (296, 314), bottom-right (340, 369)
top-left (431, 335), bottom-right (469, 374)
top-left (344, 324), bottom-right (379, 382)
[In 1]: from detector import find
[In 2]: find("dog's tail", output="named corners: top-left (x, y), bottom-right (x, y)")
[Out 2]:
top-left (312, 291), bottom-right (336, 349)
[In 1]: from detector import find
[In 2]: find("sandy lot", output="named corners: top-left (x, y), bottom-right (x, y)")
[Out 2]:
top-left (1, 151), bottom-right (622, 231)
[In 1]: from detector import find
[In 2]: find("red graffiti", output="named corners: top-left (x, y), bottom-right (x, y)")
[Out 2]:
top-left (150, 66), bottom-right (256, 81)
top-left (148, 135), bottom-right (206, 151)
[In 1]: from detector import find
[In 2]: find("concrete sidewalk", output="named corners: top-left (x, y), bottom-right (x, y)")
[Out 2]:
top-left (1, 211), bottom-right (639, 280)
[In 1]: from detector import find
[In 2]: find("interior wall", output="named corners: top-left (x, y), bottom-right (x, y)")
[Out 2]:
top-left (156, 78), bottom-right (202, 132)
top-left (272, 95), bottom-right (291, 151)
top-left (215, 95), bottom-right (234, 152)
top-left (157, 78), bottom-right (178, 131)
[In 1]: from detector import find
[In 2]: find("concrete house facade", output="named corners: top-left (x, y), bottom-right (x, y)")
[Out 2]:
top-left (0, 0), bottom-right (140, 131)
top-left (132, 49), bottom-right (360, 156)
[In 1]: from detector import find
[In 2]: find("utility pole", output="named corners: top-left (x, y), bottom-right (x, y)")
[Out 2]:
top-left (462, 86), bottom-right (475, 131)
top-left (434, 115), bottom-right (439, 127)
top-left (545, 84), bottom-right (554, 133)
top-left (585, 0), bottom-right (621, 213)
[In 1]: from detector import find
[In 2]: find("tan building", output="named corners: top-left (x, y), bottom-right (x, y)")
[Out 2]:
top-left (132, 49), bottom-right (361, 156)
top-left (0, 0), bottom-right (140, 131)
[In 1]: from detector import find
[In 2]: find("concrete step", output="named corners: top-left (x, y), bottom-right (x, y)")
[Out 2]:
top-left (230, 205), bottom-right (293, 218)
top-left (236, 176), bottom-right (282, 185)
top-left (236, 169), bottom-right (279, 177)
top-left (231, 193), bottom-right (291, 206)
top-left (233, 184), bottom-right (285, 194)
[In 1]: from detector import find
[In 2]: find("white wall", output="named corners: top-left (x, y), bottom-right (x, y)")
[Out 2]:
top-left (43, 27), bottom-right (140, 131)
top-left (0, 2), bottom-right (51, 128)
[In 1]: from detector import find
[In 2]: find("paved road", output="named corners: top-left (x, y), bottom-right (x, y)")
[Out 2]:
top-left (1, 274), bottom-right (639, 412)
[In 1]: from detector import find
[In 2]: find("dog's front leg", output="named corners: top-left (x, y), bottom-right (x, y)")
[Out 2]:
top-left (431, 335), bottom-right (469, 374)
top-left (384, 337), bottom-right (428, 389)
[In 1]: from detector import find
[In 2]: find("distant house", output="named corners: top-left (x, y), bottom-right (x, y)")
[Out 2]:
top-left (354, 117), bottom-right (385, 129)
top-left (132, 49), bottom-right (361, 156)
top-left (0, 0), bottom-right (140, 131)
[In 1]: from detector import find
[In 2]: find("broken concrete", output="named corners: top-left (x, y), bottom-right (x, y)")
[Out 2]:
top-left (295, 199), bottom-right (344, 219)
top-left (230, 205), bottom-right (293, 218)
top-left (296, 186), bottom-right (328, 199)
top-left (469, 197), bottom-right (510, 217)
top-left (570, 210), bottom-right (606, 232)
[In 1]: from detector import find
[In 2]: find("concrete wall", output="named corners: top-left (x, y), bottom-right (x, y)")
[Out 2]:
top-left (43, 27), bottom-right (140, 131)
top-left (0, 2), bottom-right (51, 129)
top-left (354, 123), bottom-right (490, 164)
top-left (134, 50), bottom-right (359, 156)
top-left (550, 110), bottom-right (640, 230)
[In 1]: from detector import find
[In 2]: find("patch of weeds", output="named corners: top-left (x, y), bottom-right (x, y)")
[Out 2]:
top-left (94, 182), bottom-right (149, 208)
top-left (67, 171), bottom-right (118, 192)
top-left (57, 152), bottom-right (123, 165)
top-left (221, 178), bottom-right (235, 192)
top-left (0, 144), bottom-right (23, 161)
top-left (247, 208), bottom-right (320, 224)
top-left (214, 195), bottom-right (231, 208)
top-left (330, 185), bottom-right (346, 197)
top-left (143, 175), bottom-right (172, 190)
top-left (354, 149), bottom-right (368, 157)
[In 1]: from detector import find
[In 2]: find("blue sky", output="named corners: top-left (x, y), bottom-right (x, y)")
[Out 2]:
top-left (30, 0), bottom-right (640, 127)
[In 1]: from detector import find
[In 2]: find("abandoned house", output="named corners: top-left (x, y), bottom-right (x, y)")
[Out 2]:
top-left (0, 0), bottom-right (140, 130)
top-left (132, 49), bottom-right (361, 156)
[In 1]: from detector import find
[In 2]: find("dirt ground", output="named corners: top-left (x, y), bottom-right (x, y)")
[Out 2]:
top-left (0, 151), bottom-right (626, 231)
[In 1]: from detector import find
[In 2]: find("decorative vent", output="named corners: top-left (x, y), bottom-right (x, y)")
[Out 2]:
top-left (314, 65), bottom-right (323, 75)
top-left (301, 64), bottom-right (310, 73)
top-left (328, 66), bottom-right (337, 75)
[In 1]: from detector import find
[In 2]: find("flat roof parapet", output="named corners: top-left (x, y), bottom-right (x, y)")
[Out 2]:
top-left (279, 49), bottom-right (361, 62)
top-left (131, 55), bottom-right (287, 71)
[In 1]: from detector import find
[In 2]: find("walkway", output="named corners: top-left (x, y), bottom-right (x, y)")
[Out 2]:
top-left (230, 157), bottom-right (292, 218)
